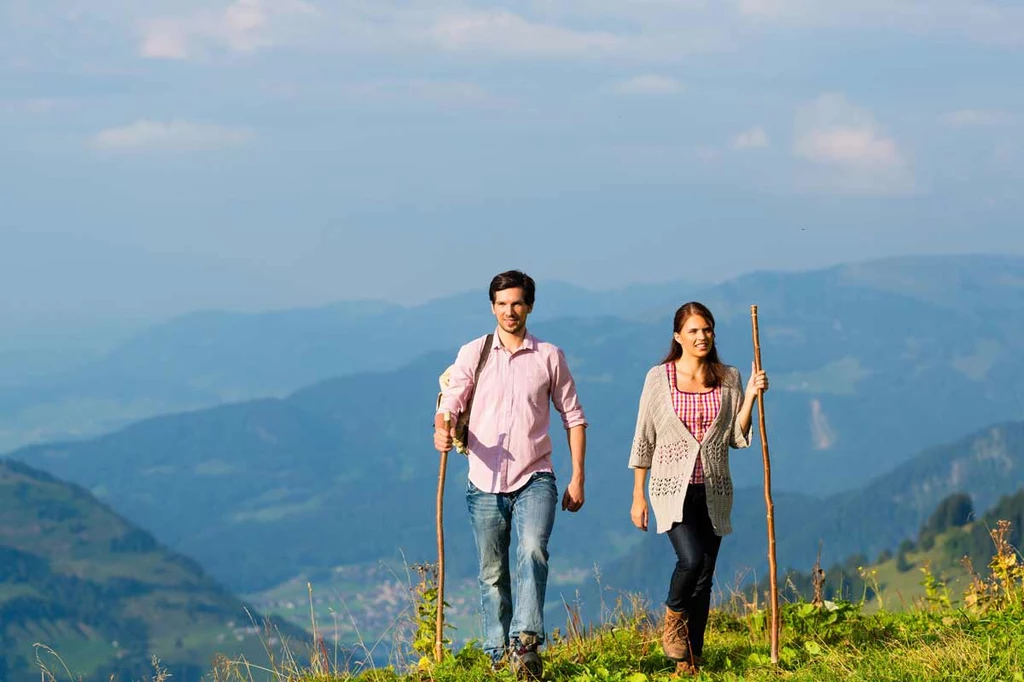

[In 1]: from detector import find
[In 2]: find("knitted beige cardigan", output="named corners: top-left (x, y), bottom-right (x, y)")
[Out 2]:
top-left (628, 364), bottom-right (752, 536)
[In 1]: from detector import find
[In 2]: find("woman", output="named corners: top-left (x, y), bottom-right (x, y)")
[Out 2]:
top-left (628, 301), bottom-right (768, 674)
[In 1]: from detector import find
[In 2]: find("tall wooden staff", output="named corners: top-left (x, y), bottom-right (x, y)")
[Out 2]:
top-left (750, 305), bottom-right (780, 664)
top-left (434, 411), bottom-right (452, 663)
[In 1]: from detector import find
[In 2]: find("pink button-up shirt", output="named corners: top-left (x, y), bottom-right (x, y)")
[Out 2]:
top-left (437, 330), bottom-right (587, 494)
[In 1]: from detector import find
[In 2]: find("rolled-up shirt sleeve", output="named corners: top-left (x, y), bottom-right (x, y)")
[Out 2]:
top-left (436, 341), bottom-right (478, 422)
top-left (550, 348), bottom-right (587, 430)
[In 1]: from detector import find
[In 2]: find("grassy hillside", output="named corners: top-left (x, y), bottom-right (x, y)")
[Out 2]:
top-left (225, 490), bottom-right (1024, 682)
top-left (602, 421), bottom-right (1024, 607)
top-left (0, 459), bottom-right (307, 682)
top-left (214, 531), bottom-right (1024, 682)
top-left (788, 487), bottom-right (1024, 609)
top-left (234, 429), bottom-right (1024, 656)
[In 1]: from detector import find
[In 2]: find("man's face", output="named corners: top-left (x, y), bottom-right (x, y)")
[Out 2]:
top-left (491, 287), bottom-right (532, 335)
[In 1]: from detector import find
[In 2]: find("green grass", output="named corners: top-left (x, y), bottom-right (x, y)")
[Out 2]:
top-left (34, 527), bottom-right (1024, 682)
top-left (208, 597), bottom-right (1024, 682)
top-left (214, 520), bottom-right (1024, 682)
top-left (35, 635), bottom-right (117, 680)
top-left (248, 564), bottom-right (481, 653)
top-left (862, 533), bottom-right (971, 610)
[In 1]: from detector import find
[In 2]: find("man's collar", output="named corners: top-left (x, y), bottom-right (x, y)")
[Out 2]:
top-left (492, 328), bottom-right (535, 351)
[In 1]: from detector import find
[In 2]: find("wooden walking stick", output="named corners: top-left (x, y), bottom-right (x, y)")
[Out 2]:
top-left (750, 305), bottom-right (780, 664)
top-left (434, 411), bottom-right (452, 663)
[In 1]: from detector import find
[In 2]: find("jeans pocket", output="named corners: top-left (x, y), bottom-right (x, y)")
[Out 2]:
top-left (466, 478), bottom-right (485, 505)
top-left (529, 471), bottom-right (558, 501)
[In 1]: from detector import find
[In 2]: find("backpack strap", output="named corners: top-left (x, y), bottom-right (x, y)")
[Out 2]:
top-left (474, 334), bottom-right (493, 382)
top-left (449, 334), bottom-right (493, 455)
top-left (464, 334), bottom-right (493, 414)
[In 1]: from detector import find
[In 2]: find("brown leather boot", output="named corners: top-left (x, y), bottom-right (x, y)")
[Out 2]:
top-left (661, 607), bottom-right (691, 662)
top-left (675, 654), bottom-right (704, 676)
top-left (673, 660), bottom-right (697, 677)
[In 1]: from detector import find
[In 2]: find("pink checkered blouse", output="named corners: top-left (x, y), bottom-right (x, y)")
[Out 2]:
top-left (665, 362), bottom-right (722, 485)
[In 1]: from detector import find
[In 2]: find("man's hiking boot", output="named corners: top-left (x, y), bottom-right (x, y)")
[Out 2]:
top-left (488, 650), bottom-right (507, 673)
top-left (509, 633), bottom-right (543, 679)
top-left (661, 607), bottom-right (692, 662)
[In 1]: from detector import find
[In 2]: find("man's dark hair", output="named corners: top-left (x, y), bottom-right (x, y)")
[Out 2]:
top-left (489, 270), bottom-right (536, 307)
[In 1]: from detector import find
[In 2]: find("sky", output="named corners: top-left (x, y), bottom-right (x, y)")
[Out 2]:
top-left (2, 0), bottom-right (1023, 331)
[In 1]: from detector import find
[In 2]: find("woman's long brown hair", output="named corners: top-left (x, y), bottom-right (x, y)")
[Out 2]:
top-left (661, 301), bottom-right (727, 388)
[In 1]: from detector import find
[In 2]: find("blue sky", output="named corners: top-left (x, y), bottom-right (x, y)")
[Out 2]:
top-left (1, 0), bottom-right (1023, 329)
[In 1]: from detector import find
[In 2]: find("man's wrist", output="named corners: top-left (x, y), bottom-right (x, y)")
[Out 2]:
top-left (434, 413), bottom-right (457, 428)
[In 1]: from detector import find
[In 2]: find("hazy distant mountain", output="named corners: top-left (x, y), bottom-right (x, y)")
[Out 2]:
top-left (0, 280), bottom-right (693, 451)
top-left (0, 317), bottom-right (149, 388)
top-left (4, 253), bottom-right (1024, 456)
top-left (0, 459), bottom-right (307, 682)
top-left (12, 255), bottom-right (1024, 598)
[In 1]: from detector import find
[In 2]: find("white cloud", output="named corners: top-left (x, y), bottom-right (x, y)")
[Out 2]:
top-left (111, 0), bottom-right (993, 68)
top-left (4, 0), bottom-right (1020, 75)
top-left (89, 120), bottom-right (253, 153)
top-left (941, 109), bottom-right (1016, 127)
top-left (139, 3), bottom-right (657, 61)
top-left (140, 18), bottom-right (191, 59)
top-left (611, 74), bottom-right (683, 95)
top-left (793, 93), bottom-right (914, 195)
top-left (140, 0), bottom-right (317, 60)
top-left (428, 9), bottom-right (622, 56)
top-left (731, 126), bottom-right (770, 150)
top-left (796, 128), bottom-right (900, 165)
top-left (126, 2), bottom-right (730, 62)
top-left (731, 0), bottom-right (1024, 47)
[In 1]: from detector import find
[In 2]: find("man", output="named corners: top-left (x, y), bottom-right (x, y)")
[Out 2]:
top-left (434, 270), bottom-right (587, 677)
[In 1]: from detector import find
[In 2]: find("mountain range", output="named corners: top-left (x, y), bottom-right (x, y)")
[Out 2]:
top-left (0, 281), bottom-right (692, 452)
top-left (11, 254), bottom-right (1024, 604)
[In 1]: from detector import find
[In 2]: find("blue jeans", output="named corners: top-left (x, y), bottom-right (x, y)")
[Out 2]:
top-left (466, 472), bottom-right (557, 661)
top-left (665, 484), bottom-right (722, 658)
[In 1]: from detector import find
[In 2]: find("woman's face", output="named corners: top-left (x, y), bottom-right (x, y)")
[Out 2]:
top-left (674, 314), bottom-right (714, 359)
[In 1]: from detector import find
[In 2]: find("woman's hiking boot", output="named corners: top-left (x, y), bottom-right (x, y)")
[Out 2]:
top-left (661, 607), bottom-right (691, 662)
top-left (673, 652), bottom-right (701, 676)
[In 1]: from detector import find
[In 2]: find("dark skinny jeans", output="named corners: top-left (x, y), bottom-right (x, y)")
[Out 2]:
top-left (665, 484), bottom-right (722, 658)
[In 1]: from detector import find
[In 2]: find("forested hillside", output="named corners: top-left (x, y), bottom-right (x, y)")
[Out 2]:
top-left (0, 460), bottom-right (307, 682)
